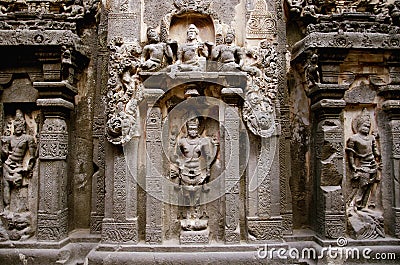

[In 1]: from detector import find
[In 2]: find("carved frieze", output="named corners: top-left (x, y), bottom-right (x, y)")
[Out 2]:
top-left (106, 37), bottom-right (143, 145)
top-left (102, 220), bottom-right (138, 243)
top-left (39, 118), bottom-right (68, 160)
top-left (172, 0), bottom-right (213, 15)
top-left (246, 0), bottom-right (276, 39)
top-left (248, 219), bottom-right (283, 241)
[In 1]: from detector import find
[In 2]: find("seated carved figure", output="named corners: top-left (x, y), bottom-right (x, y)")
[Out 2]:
top-left (169, 24), bottom-right (209, 72)
top-left (211, 30), bottom-right (243, 71)
top-left (141, 27), bottom-right (174, 71)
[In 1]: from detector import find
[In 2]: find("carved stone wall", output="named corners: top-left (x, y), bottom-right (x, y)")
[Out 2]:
top-left (1, 0), bottom-right (400, 264)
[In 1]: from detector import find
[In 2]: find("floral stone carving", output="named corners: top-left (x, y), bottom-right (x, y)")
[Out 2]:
top-left (106, 37), bottom-right (143, 145)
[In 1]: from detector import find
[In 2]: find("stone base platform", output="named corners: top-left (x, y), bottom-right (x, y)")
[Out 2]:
top-left (180, 228), bottom-right (209, 245)
top-left (0, 230), bottom-right (400, 264)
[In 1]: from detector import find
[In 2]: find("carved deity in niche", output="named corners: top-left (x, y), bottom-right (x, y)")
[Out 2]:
top-left (0, 110), bottom-right (36, 240)
top-left (346, 108), bottom-right (381, 210)
top-left (346, 108), bottom-right (384, 239)
top-left (141, 27), bottom-right (174, 71)
top-left (168, 24), bottom-right (209, 73)
top-left (211, 30), bottom-right (244, 71)
top-left (171, 117), bottom-right (218, 230)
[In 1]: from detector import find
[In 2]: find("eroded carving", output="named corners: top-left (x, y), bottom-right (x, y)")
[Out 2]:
top-left (305, 53), bottom-right (320, 87)
top-left (141, 27), bottom-right (174, 71)
top-left (168, 24), bottom-right (209, 73)
top-left (211, 30), bottom-right (244, 71)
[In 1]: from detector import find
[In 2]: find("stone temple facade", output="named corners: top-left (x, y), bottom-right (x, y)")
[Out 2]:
top-left (0, 0), bottom-right (399, 264)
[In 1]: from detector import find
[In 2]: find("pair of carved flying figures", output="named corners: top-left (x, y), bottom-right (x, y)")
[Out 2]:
top-left (141, 24), bottom-right (243, 73)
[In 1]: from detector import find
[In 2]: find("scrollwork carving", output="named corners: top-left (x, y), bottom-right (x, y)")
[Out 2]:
top-left (106, 37), bottom-right (143, 145)
top-left (242, 40), bottom-right (278, 138)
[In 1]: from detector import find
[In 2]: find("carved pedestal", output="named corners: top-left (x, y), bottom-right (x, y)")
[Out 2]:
top-left (35, 82), bottom-right (76, 241)
top-left (180, 228), bottom-right (209, 244)
top-left (247, 136), bottom-right (283, 242)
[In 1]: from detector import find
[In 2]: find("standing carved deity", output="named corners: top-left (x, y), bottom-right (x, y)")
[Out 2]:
top-left (0, 110), bottom-right (36, 240)
top-left (346, 108), bottom-right (381, 210)
top-left (171, 117), bottom-right (218, 231)
top-left (168, 24), bottom-right (209, 72)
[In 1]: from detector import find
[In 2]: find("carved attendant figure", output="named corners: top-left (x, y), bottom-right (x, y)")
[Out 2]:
top-left (172, 117), bottom-right (217, 230)
top-left (346, 109), bottom-right (381, 210)
top-left (211, 30), bottom-right (243, 71)
top-left (141, 27), bottom-right (174, 71)
top-left (1, 110), bottom-right (36, 211)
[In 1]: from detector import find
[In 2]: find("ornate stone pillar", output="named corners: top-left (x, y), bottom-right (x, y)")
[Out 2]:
top-left (221, 88), bottom-right (242, 244)
top-left (145, 90), bottom-right (164, 244)
top-left (309, 84), bottom-right (347, 239)
top-left (246, 107), bottom-right (283, 242)
top-left (35, 82), bottom-right (76, 241)
top-left (381, 87), bottom-right (400, 238)
top-left (101, 143), bottom-right (138, 243)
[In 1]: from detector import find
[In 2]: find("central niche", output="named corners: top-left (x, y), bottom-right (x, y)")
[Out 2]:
top-left (159, 83), bottom-right (223, 244)
top-left (168, 14), bottom-right (215, 45)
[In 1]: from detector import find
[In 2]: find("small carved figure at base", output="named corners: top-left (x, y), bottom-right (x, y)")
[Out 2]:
top-left (0, 211), bottom-right (33, 241)
top-left (347, 208), bottom-right (384, 240)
